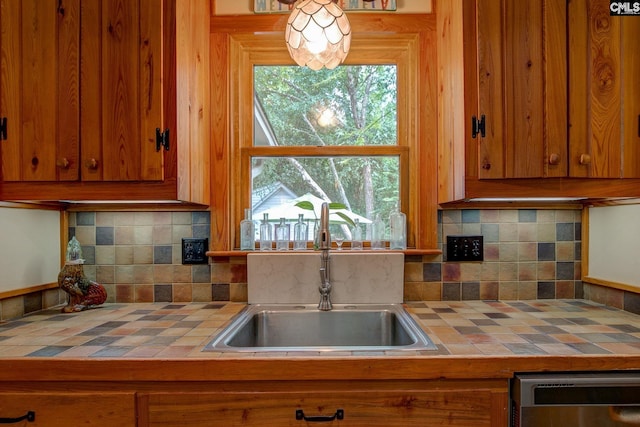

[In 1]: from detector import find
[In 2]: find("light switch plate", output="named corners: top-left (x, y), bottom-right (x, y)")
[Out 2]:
top-left (446, 235), bottom-right (483, 262)
top-left (182, 238), bottom-right (209, 264)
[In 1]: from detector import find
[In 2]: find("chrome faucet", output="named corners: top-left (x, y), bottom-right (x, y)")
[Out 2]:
top-left (318, 202), bottom-right (332, 311)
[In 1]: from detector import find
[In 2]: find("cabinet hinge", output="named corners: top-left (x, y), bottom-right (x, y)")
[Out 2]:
top-left (0, 117), bottom-right (7, 141)
top-left (155, 128), bottom-right (170, 151)
top-left (472, 115), bottom-right (486, 139)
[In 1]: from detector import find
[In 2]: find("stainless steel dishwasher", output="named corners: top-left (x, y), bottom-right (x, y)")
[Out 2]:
top-left (512, 372), bottom-right (640, 426)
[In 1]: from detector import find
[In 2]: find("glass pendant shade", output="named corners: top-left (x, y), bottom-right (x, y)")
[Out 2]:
top-left (285, 0), bottom-right (351, 71)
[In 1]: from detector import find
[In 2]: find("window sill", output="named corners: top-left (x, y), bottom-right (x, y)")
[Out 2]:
top-left (206, 248), bottom-right (442, 258)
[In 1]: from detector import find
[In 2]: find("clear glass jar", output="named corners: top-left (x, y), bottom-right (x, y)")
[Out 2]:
top-left (259, 213), bottom-right (273, 251)
top-left (351, 218), bottom-right (363, 250)
top-left (274, 217), bottom-right (290, 251)
top-left (293, 214), bottom-right (308, 250)
top-left (389, 203), bottom-right (406, 250)
top-left (370, 214), bottom-right (385, 250)
top-left (239, 208), bottom-right (255, 250)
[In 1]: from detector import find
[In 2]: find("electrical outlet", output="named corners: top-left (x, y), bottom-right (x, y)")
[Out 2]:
top-left (446, 235), bottom-right (483, 262)
top-left (182, 238), bottom-right (209, 264)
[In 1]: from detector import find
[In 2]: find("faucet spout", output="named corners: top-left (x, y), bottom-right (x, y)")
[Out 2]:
top-left (318, 202), bottom-right (331, 250)
top-left (318, 202), bottom-right (332, 311)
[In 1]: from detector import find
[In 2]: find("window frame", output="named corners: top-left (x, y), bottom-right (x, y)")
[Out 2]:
top-left (210, 14), bottom-right (438, 252)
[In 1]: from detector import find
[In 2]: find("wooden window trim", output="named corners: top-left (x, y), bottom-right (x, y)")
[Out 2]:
top-left (210, 14), bottom-right (438, 252)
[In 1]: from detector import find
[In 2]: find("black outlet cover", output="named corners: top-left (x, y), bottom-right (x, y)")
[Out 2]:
top-left (446, 235), bottom-right (483, 262)
top-left (182, 238), bottom-right (209, 264)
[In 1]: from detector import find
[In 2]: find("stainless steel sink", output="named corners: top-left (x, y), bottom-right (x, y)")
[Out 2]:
top-left (204, 304), bottom-right (437, 352)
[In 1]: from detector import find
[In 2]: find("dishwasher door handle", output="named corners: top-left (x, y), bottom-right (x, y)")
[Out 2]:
top-left (610, 406), bottom-right (640, 424)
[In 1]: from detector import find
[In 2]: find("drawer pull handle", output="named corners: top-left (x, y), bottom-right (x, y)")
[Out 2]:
top-left (0, 411), bottom-right (35, 423)
top-left (295, 409), bottom-right (344, 422)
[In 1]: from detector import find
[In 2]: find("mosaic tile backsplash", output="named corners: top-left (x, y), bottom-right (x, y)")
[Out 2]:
top-left (405, 209), bottom-right (583, 302)
top-left (64, 208), bottom-right (583, 305)
top-left (68, 211), bottom-right (221, 304)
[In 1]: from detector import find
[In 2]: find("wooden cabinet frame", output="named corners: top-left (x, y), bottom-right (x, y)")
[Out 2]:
top-left (437, 0), bottom-right (640, 202)
top-left (0, 0), bottom-right (210, 204)
top-left (210, 15), bottom-right (439, 251)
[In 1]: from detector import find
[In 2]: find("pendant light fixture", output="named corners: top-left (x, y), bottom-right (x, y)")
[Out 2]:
top-left (283, 0), bottom-right (351, 71)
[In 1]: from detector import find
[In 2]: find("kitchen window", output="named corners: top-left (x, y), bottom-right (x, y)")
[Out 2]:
top-left (211, 15), bottom-right (438, 252)
top-left (249, 64), bottom-right (405, 242)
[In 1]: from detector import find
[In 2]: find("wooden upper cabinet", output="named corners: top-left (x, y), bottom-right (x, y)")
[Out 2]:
top-left (469, 0), bottom-right (567, 179)
top-left (0, 0), bottom-right (210, 203)
top-left (438, 0), bottom-right (640, 202)
top-left (0, 0), bottom-right (80, 182)
top-left (466, 0), bottom-right (639, 181)
top-left (568, 0), bottom-right (640, 178)
top-left (81, 0), bottom-right (163, 182)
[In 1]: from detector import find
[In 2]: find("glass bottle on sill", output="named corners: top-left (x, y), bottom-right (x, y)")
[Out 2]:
top-left (275, 217), bottom-right (290, 251)
top-left (293, 214), bottom-right (308, 250)
top-left (239, 208), bottom-right (255, 251)
top-left (351, 218), bottom-right (363, 250)
top-left (389, 202), bottom-right (406, 250)
top-left (259, 213), bottom-right (273, 251)
top-left (371, 214), bottom-right (385, 250)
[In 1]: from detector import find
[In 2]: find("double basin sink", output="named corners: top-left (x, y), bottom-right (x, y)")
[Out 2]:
top-left (204, 304), bottom-right (437, 352)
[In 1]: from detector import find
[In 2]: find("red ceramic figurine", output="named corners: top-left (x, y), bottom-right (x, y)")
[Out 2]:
top-left (58, 236), bottom-right (107, 313)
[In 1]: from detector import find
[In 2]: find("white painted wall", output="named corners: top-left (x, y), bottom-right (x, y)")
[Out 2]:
top-left (214, 0), bottom-right (432, 15)
top-left (0, 207), bottom-right (61, 293)
top-left (588, 204), bottom-right (640, 288)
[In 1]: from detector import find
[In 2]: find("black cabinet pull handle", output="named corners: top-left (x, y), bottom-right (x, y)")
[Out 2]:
top-left (0, 411), bottom-right (35, 423)
top-left (0, 117), bottom-right (7, 140)
top-left (295, 409), bottom-right (344, 422)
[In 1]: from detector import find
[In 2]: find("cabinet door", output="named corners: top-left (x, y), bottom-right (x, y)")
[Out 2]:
top-left (622, 13), bottom-right (640, 178)
top-left (80, 0), bottom-right (164, 182)
top-left (569, 0), bottom-right (640, 178)
top-left (0, 0), bottom-right (79, 182)
top-left (143, 389), bottom-right (507, 427)
top-left (472, 0), bottom-right (567, 179)
top-left (0, 392), bottom-right (136, 426)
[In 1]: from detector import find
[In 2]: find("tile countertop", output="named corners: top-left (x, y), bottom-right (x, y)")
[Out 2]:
top-left (2, 299), bottom-right (640, 359)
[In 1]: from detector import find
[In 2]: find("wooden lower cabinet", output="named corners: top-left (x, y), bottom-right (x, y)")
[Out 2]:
top-left (0, 392), bottom-right (136, 426)
top-left (140, 380), bottom-right (509, 427)
top-left (0, 379), bottom-right (508, 426)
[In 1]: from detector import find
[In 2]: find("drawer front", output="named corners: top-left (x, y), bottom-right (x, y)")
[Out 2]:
top-left (144, 390), bottom-right (500, 427)
top-left (0, 392), bottom-right (136, 427)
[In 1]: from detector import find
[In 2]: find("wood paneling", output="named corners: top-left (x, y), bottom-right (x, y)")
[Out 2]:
top-left (0, 0), bottom-right (21, 181)
top-left (569, 0), bottom-right (639, 179)
top-left (0, 0), bottom-right (79, 182)
top-left (568, 0), bottom-right (590, 178)
top-left (437, 0), bottom-right (466, 203)
top-left (79, 0), bottom-right (103, 181)
top-left (1, 0), bottom-right (210, 203)
top-left (86, 0), bottom-right (160, 181)
top-left (57, 0), bottom-right (80, 182)
top-left (472, 0), bottom-right (567, 179)
top-left (145, 384), bottom-right (507, 426)
top-left (22, 1), bottom-right (57, 181)
top-left (476, 0), bottom-right (505, 178)
top-left (622, 16), bottom-right (640, 178)
top-left (0, 392), bottom-right (136, 426)
top-left (589, 0), bottom-right (621, 178)
top-left (544, 0), bottom-right (568, 178)
top-left (4, 357), bottom-right (640, 384)
top-left (504, 0), bottom-right (544, 178)
top-left (440, 0), bottom-right (640, 200)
